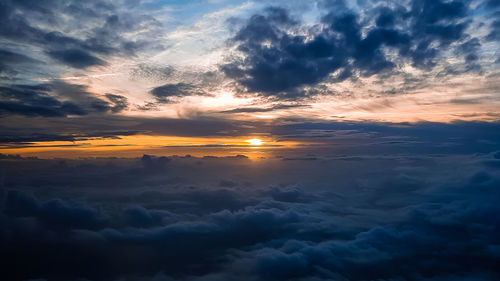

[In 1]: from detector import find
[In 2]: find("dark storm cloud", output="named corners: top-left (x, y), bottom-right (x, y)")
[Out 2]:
top-left (222, 0), bottom-right (476, 98)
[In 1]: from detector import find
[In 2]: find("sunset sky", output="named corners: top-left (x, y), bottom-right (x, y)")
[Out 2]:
top-left (1, 1), bottom-right (500, 281)
top-left (1, 0), bottom-right (499, 158)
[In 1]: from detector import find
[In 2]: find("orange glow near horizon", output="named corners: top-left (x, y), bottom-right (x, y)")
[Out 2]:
top-left (0, 135), bottom-right (301, 159)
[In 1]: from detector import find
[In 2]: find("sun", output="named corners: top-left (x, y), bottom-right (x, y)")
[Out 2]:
top-left (247, 138), bottom-right (263, 146)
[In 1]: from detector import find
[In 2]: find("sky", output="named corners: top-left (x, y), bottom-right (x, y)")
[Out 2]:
top-left (0, 0), bottom-right (499, 157)
top-left (1, 0), bottom-right (500, 280)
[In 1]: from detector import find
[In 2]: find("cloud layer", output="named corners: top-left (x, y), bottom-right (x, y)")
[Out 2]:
top-left (1, 129), bottom-right (500, 280)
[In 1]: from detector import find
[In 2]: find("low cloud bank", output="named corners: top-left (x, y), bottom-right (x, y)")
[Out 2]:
top-left (1, 150), bottom-right (499, 280)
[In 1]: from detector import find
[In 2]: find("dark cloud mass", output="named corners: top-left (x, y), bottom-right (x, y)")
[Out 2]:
top-left (105, 93), bottom-right (129, 113)
top-left (222, 0), bottom-right (477, 97)
top-left (0, 49), bottom-right (39, 77)
top-left (47, 49), bottom-right (107, 69)
top-left (0, 84), bottom-right (87, 117)
top-left (150, 83), bottom-right (209, 103)
top-left (0, 81), bottom-right (123, 117)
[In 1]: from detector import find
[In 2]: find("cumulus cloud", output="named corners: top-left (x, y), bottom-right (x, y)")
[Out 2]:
top-left (222, 0), bottom-right (480, 98)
